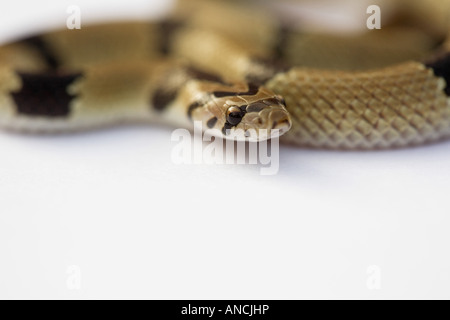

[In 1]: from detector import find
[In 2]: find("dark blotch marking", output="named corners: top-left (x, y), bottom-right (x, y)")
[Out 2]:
top-left (213, 83), bottom-right (259, 98)
top-left (274, 26), bottom-right (291, 61)
top-left (152, 88), bottom-right (178, 112)
top-left (246, 102), bottom-right (266, 113)
top-left (158, 20), bottom-right (184, 55)
top-left (207, 117), bottom-right (218, 129)
top-left (21, 36), bottom-right (59, 69)
top-left (187, 67), bottom-right (227, 85)
top-left (11, 72), bottom-right (82, 117)
top-left (152, 67), bottom-right (224, 113)
top-left (264, 97), bottom-right (286, 107)
top-left (187, 101), bottom-right (201, 119)
top-left (426, 52), bottom-right (450, 96)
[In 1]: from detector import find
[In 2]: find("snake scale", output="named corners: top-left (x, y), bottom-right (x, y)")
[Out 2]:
top-left (0, 0), bottom-right (450, 149)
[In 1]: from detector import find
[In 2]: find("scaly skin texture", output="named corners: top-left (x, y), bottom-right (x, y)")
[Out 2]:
top-left (0, 0), bottom-right (449, 149)
top-left (268, 63), bottom-right (450, 149)
top-left (171, 0), bottom-right (450, 149)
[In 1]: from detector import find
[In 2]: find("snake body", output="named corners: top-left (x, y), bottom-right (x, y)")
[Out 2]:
top-left (0, 0), bottom-right (450, 149)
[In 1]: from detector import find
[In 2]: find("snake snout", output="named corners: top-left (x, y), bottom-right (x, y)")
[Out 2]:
top-left (269, 110), bottom-right (292, 136)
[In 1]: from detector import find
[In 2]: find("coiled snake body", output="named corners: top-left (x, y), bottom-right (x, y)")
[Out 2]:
top-left (0, 0), bottom-right (450, 149)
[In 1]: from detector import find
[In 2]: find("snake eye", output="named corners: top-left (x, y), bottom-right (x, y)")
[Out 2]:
top-left (226, 106), bottom-right (244, 126)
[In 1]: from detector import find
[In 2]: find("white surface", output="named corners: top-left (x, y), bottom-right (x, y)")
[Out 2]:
top-left (1, 0), bottom-right (450, 300)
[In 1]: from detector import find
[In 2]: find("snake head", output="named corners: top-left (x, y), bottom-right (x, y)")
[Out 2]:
top-left (231, 96), bottom-right (292, 141)
top-left (193, 84), bottom-right (292, 142)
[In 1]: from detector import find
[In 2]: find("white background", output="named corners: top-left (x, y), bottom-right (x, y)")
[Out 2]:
top-left (1, 0), bottom-right (450, 300)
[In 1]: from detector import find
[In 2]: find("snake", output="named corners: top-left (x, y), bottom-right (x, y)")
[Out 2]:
top-left (0, 0), bottom-right (449, 149)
